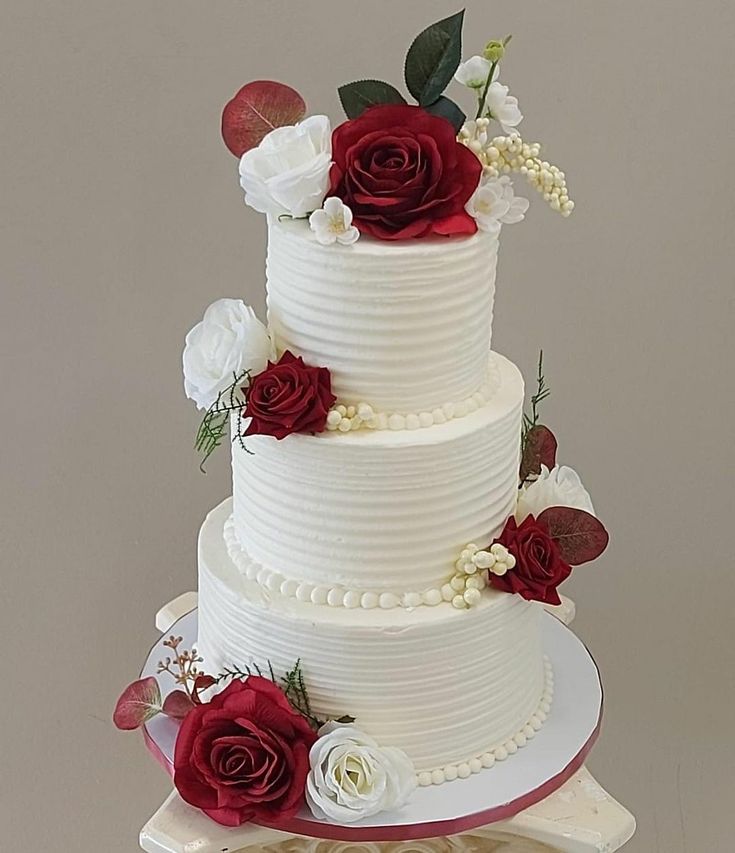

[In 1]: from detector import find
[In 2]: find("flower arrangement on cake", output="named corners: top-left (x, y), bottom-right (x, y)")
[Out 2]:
top-left (116, 10), bottom-right (608, 835)
top-left (187, 9), bottom-right (576, 469)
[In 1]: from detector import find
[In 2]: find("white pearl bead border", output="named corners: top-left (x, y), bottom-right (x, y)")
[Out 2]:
top-left (326, 359), bottom-right (501, 434)
top-left (225, 516), bottom-right (454, 611)
top-left (416, 658), bottom-right (554, 787)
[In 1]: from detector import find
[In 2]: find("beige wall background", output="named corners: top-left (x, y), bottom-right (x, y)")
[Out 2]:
top-left (2, 1), bottom-right (734, 850)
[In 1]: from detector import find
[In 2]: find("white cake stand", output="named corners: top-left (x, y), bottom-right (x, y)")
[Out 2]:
top-left (137, 592), bottom-right (635, 851)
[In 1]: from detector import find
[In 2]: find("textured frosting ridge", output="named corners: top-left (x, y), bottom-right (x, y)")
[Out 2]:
top-left (232, 353), bottom-right (523, 596)
top-left (199, 499), bottom-right (547, 774)
top-left (266, 219), bottom-right (498, 412)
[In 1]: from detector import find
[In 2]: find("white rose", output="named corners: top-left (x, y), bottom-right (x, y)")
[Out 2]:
top-left (239, 114), bottom-right (332, 218)
top-left (182, 298), bottom-right (273, 410)
top-left (517, 465), bottom-right (595, 521)
top-left (454, 55), bottom-right (493, 89)
top-left (306, 723), bottom-right (416, 824)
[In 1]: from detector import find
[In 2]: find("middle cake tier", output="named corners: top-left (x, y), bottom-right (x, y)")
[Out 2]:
top-left (232, 353), bottom-right (523, 600)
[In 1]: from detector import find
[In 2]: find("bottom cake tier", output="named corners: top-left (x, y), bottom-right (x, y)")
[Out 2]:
top-left (197, 499), bottom-right (553, 783)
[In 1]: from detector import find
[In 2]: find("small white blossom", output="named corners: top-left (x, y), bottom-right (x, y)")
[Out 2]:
top-left (465, 179), bottom-right (508, 235)
top-left (309, 196), bottom-right (360, 246)
top-left (497, 175), bottom-right (530, 224)
top-left (465, 175), bottom-right (528, 234)
top-left (454, 55), bottom-right (493, 89)
top-left (484, 81), bottom-right (523, 133)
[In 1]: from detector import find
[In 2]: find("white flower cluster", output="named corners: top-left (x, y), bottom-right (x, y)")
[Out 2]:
top-left (454, 60), bottom-right (523, 134)
top-left (445, 542), bottom-right (516, 610)
top-left (459, 120), bottom-right (575, 217)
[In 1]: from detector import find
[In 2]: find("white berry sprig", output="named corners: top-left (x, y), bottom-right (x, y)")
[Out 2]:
top-left (459, 121), bottom-right (574, 216)
top-left (326, 402), bottom-right (376, 432)
top-left (443, 542), bottom-right (518, 610)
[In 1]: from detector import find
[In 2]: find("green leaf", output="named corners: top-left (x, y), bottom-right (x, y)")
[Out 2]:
top-left (338, 80), bottom-right (407, 119)
top-left (423, 96), bottom-right (466, 132)
top-left (194, 371), bottom-right (250, 472)
top-left (404, 10), bottom-right (465, 106)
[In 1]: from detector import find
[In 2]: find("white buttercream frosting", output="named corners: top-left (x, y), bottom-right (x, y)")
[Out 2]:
top-left (232, 353), bottom-right (523, 596)
top-left (325, 357), bottom-right (502, 434)
top-left (265, 218), bottom-right (498, 412)
top-left (198, 499), bottom-right (547, 774)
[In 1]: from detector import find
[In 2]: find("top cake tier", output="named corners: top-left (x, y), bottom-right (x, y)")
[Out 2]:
top-left (266, 219), bottom-right (498, 413)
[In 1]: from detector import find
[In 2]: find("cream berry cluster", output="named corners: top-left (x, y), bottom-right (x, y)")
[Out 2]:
top-left (459, 120), bottom-right (575, 217)
top-left (447, 541), bottom-right (516, 609)
top-left (326, 403), bottom-right (376, 432)
top-left (443, 542), bottom-right (513, 609)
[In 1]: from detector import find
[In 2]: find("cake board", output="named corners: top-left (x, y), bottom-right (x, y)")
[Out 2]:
top-left (138, 593), bottom-right (636, 851)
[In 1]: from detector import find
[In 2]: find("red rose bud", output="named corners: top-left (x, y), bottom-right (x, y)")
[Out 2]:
top-left (243, 351), bottom-right (336, 440)
top-left (328, 105), bottom-right (482, 240)
top-left (488, 515), bottom-right (572, 606)
top-left (173, 677), bottom-right (317, 827)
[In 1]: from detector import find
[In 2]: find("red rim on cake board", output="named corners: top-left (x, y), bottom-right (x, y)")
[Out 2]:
top-left (142, 607), bottom-right (603, 843)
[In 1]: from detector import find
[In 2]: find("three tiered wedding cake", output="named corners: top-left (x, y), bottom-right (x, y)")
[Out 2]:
top-left (197, 221), bottom-right (547, 783)
top-left (115, 11), bottom-right (609, 832)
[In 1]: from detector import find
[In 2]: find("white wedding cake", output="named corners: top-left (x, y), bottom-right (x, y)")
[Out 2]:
top-left (122, 11), bottom-right (608, 830)
top-left (197, 218), bottom-right (551, 782)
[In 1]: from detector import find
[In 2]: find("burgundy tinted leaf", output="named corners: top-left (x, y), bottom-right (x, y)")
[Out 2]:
top-left (538, 506), bottom-right (610, 565)
top-left (520, 425), bottom-right (558, 483)
top-left (113, 677), bottom-right (162, 730)
top-left (222, 80), bottom-right (306, 157)
top-left (192, 674), bottom-right (217, 704)
top-left (162, 690), bottom-right (195, 720)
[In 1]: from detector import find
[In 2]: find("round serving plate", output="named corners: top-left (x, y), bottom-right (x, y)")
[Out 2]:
top-left (142, 607), bottom-right (602, 842)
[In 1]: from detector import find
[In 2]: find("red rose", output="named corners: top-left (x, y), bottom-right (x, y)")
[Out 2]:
top-left (244, 350), bottom-right (336, 440)
top-left (173, 677), bottom-right (317, 827)
top-left (329, 105), bottom-right (482, 240)
top-left (488, 515), bottom-right (572, 606)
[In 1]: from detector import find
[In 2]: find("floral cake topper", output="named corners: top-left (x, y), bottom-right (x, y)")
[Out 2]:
top-left (221, 10), bottom-right (573, 242)
top-left (182, 11), bottom-right (578, 468)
